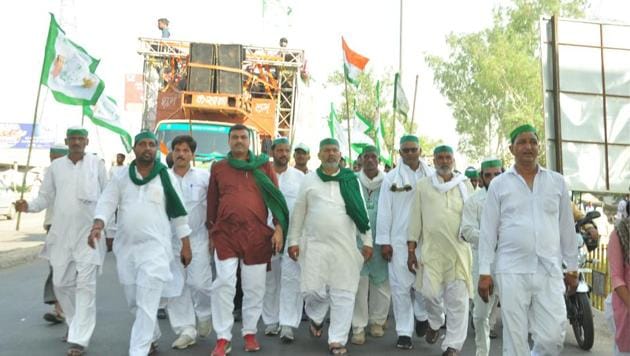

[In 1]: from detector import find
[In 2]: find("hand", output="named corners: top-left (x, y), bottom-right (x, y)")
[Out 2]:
top-left (478, 275), bottom-right (494, 303)
top-left (564, 272), bottom-right (578, 296)
top-left (87, 222), bottom-right (103, 249)
top-left (407, 250), bottom-right (418, 273)
top-left (288, 245), bottom-right (299, 261)
top-left (361, 246), bottom-right (373, 262)
top-left (14, 200), bottom-right (28, 212)
top-left (381, 244), bottom-right (393, 262)
top-left (271, 227), bottom-right (283, 255)
top-left (106, 238), bottom-right (113, 252)
top-left (180, 237), bottom-right (192, 267)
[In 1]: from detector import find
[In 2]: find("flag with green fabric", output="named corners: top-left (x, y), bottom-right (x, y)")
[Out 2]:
top-left (350, 110), bottom-right (374, 154)
top-left (40, 13), bottom-right (104, 106)
top-left (328, 103), bottom-right (349, 158)
top-left (374, 81), bottom-right (391, 166)
top-left (393, 73), bottom-right (409, 118)
top-left (83, 95), bottom-right (132, 153)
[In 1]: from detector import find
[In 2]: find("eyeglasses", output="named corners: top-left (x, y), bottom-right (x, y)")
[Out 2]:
top-left (390, 184), bottom-right (412, 192)
top-left (400, 147), bottom-right (418, 154)
top-left (483, 172), bottom-right (502, 178)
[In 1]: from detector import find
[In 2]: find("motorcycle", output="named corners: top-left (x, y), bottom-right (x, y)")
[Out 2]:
top-left (565, 210), bottom-right (600, 351)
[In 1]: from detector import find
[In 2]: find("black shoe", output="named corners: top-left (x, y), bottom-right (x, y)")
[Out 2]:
top-left (157, 308), bottom-right (167, 320)
top-left (396, 335), bottom-right (413, 350)
top-left (415, 319), bottom-right (429, 337)
top-left (425, 327), bottom-right (440, 344)
top-left (442, 347), bottom-right (458, 356)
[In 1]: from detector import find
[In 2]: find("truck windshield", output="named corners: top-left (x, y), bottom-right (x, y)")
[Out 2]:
top-left (155, 122), bottom-right (234, 161)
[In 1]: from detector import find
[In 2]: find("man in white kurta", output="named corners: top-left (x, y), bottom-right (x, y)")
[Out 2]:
top-left (287, 138), bottom-right (373, 355)
top-left (166, 135), bottom-right (213, 349)
top-left (375, 135), bottom-right (435, 350)
top-left (15, 127), bottom-right (107, 355)
top-left (408, 145), bottom-right (473, 356)
top-left (91, 131), bottom-right (192, 356)
top-left (478, 124), bottom-right (578, 356)
top-left (461, 158), bottom-right (503, 356)
top-left (262, 138), bottom-right (305, 342)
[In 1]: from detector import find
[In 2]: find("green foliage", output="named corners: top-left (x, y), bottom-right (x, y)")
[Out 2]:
top-left (426, 0), bottom-right (586, 164)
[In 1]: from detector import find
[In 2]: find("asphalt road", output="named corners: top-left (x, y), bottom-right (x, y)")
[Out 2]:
top-left (0, 255), bottom-right (615, 356)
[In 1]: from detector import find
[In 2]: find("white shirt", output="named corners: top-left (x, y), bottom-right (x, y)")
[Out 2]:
top-left (461, 188), bottom-right (487, 249)
top-left (478, 165), bottom-right (578, 277)
top-left (109, 164), bottom-right (127, 180)
top-left (170, 167), bottom-right (209, 248)
top-left (375, 161), bottom-right (433, 246)
top-left (29, 154), bottom-right (108, 267)
top-left (94, 166), bottom-right (191, 290)
top-left (277, 167), bottom-right (305, 213)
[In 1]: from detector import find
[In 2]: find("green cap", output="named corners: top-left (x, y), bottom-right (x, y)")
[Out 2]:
top-left (399, 135), bottom-right (419, 145)
top-left (294, 142), bottom-right (310, 153)
top-left (464, 167), bottom-right (479, 179)
top-left (433, 145), bottom-right (453, 155)
top-left (319, 138), bottom-right (339, 148)
top-left (361, 145), bottom-right (378, 155)
top-left (134, 131), bottom-right (158, 146)
top-left (481, 158), bottom-right (502, 170)
top-left (49, 143), bottom-right (68, 156)
top-left (509, 124), bottom-right (537, 144)
top-left (66, 126), bottom-right (88, 137)
top-left (271, 137), bottom-right (290, 149)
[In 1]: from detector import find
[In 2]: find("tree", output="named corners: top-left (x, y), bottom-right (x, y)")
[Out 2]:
top-left (426, 0), bottom-right (586, 165)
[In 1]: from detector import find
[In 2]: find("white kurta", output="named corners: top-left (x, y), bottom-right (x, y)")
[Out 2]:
top-left (28, 154), bottom-right (108, 268)
top-left (287, 171), bottom-right (371, 294)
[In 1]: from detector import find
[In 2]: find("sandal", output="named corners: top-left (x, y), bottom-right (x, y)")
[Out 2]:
top-left (309, 320), bottom-right (324, 338)
top-left (66, 344), bottom-right (85, 356)
top-left (148, 341), bottom-right (158, 355)
top-left (329, 344), bottom-right (348, 355)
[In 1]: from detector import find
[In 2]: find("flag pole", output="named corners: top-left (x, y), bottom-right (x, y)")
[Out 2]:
top-left (343, 74), bottom-right (353, 163)
top-left (399, 0), bottom-right (403, 77)
top-left (410, 74), bottom-right (419, 130)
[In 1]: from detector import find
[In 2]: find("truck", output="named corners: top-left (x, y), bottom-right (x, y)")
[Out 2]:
top-left (136, 38), bottom-right (305, 166)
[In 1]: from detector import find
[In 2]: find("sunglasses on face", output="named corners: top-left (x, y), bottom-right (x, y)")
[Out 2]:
top-left (483, 172), bottom-right (502, 178)
top-left (390, 184), bottom-right (412, 192)
top-left (400, 147), bottom-right (418, 154)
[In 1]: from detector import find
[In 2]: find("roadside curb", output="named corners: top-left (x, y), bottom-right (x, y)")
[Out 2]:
top-left (0, 244), bottom-right (42, 270)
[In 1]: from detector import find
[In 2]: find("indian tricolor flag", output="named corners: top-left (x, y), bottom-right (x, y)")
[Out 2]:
top-left (342, 37), bottom-right (369, 86)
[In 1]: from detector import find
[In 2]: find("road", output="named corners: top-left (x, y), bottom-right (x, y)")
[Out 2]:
top-left (0, 251), bottom-right (616, 356)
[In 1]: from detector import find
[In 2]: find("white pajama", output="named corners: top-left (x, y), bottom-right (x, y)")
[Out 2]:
top-left (472, 270), bottom-right (499, 356)
top-left (167, 286), bottom-right (197, 338)
top-left (211, 253), bottom-right (267, 340)
top-left (424, 279), bottom-right (469, 352)
top-left (123, 276), bottom-right (164, 356)
top-left (305, 287), bottom-right (355, 345)
top-left (53, 261), bottom-right (98, 347)
top-left (262, 254), bottom-right (281, 325)
top-left (279, 255), bottom-right (303, 328)
top-left (496, 271), bottom-right (567, 356)
top-left (352, 276), bottom-right (391, 332)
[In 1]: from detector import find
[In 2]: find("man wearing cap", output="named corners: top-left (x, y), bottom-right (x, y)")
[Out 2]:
top-left (293, 142), bottom-right (311, 174)
top-left (89, 131), bottom-right (192, 356)
top-left (165, 135), bottom-right (213, 349)
top-left (287, 138), bottom-right (373, 355)
top-left (261, 137), bottom-right (305, 340)
top-left (375, 134), bottom-right (435, 350)
top-left (15, 127), bottom-right (108, 356)
top-left (461, 158), bottom-right (503, 356)
top-left (478, 124), bottom-right (578, 355)
top-left (408, 144), bottom-right (474, 356)
top-left (351, 145), bottom-right (390, 345)
top-left (207, 124), bottom-right (289, 356)
top-left (465, 167), bottom-right (481, 190)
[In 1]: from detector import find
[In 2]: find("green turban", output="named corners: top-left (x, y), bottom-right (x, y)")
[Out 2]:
top-left (271, 137), bottom-right (290, 149)
top-left (509, 124), bottom-right (537, 144)
top-left (320, 138), bottom-right (339, 148)
top-left (399, 135), bottom-right (419, 145)
top-left (66, 126), bottom-right (88, 137)
top-left (464, 167), bottom-right (479, 179)
top-left (50, 144), bottom-right (68, 156)
top-left (134, 131), bottom-right (158, 146)
top-left (361, 145), bottom-right (377, 155)
top-left (481, 158), bottom-right (502, 170)
top-left (433, 145), bottom-right (453, 155)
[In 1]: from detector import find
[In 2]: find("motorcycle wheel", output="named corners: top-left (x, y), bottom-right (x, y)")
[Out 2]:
top-left (571, 293), bottom-right (594, 350)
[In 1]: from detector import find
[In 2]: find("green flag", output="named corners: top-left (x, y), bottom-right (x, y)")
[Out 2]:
top-left (40, 13), bottom-right (105, 106)
top-left (393, 73), bottom-right (409, 118)
top-left (328, 103), bottom-right (349, 157)
top-left (374, 81), bottom-right (392, 166)
top-left (350, 110), bottom-right (374, 154)
top-left (83, 95), bottom-right (132, 153)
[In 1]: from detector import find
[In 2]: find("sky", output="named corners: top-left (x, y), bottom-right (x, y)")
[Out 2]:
top-left (1, 0), bottom-right (629, 165)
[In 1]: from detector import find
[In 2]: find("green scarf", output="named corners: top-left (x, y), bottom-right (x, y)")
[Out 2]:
top-left (227, 151), bottom-right (290, 238)
top-left (316, 167), bottom-right (370, 234)
top-left (128, 160), bottom-right (187, 219)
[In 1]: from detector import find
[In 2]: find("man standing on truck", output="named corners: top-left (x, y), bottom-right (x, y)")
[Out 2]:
top-left (207, 124), bottom-right (289, 356)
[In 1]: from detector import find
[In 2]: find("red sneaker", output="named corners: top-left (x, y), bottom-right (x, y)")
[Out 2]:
top-left (211, 339), bottom-right (232, 356)
top-left (243, 334), bottom-right (261, 352)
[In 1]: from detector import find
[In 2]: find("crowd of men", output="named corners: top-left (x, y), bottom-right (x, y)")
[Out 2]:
top-left (15, 122), bottom-right (582, 356)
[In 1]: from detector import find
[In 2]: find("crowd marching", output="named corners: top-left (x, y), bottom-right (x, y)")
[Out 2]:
top-left (13, 122), bottom-right (630, 356)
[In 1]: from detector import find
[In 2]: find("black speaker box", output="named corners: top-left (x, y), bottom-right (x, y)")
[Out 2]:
top-left (216, 44), bottom-right (243, 95)
top-left (188, 42), bottom-right (215, 92)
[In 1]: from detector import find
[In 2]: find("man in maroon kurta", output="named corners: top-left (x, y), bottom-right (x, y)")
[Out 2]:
top-left (207, 124), bottom-right (283, 356)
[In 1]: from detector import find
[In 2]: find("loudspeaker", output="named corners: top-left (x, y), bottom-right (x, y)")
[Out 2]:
top-left (216, 44), bottom-right (242, 95)
top-left (188, 42), bottom-right (215, 92)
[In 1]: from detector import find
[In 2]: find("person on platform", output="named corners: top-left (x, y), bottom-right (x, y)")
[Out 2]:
top-left (15, 127), bottom-right (108, 356)
top-left (207, 124), bottom-right (289, 356)
top-left (90, 131), bottom-right (192, 356)
top-left (478, 124), bottom-right (578, 356)
top-left (350, 145), bottom-right (390, 345)
top-left (165, 135), bottom-right (213, 349)
top-left (375, 135), bottom-right (435, 350)
top-left (293, 143), bottom-right (311, 174)
top-left (287, 138), bottom-right (373, 356)
top-left (461, 157), bottom-right (504, 356)
top-left (408, 145), bottom-right (474, 356)
top-left (158, 18), bottom-right (170, 39)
